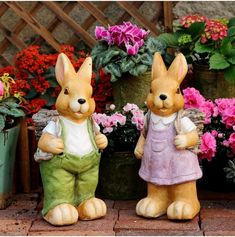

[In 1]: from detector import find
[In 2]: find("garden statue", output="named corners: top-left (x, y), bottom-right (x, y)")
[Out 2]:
top-left (35, 53), bottom-right (108, 226)
top-left (134, 52), bottom-right (202, 220)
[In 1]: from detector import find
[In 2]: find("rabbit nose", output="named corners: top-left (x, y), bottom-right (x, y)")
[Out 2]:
top-left (159, 94), bottom-right (167, 100)
top-left (78, 98), bottom-right (86, 104)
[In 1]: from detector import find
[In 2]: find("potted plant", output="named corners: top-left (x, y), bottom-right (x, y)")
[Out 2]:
top-left (182, 87), bottom-right (235, 192)
top-left (0, 73), bottom-right (25, 209)
top-left (91, 22), bottom-right (166, 108)
top-left (158, 14), bottom-right (235, 99)
top-left (93, 103), bottom-right (147, 200)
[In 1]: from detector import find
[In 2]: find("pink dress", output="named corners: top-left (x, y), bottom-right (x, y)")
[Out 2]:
top-left (139, 118), bottom-right (202, 185)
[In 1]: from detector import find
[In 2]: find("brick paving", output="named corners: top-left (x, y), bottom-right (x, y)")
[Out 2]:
top-left (0, 191), bottom-right (235, 236)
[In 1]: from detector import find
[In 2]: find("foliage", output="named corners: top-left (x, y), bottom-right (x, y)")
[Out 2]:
top-left (93, 103), bottom-right (145, 152)
top-left (157, 14), bottom-right (235, 83)
top-left (183, 87), bottom-right (235, 183)
top-left (0, 73), bottom-right (25, 132)
top-left (224, 158), bottom-right (235, 183)
top-left (91, 22), bottom-right (166, 82)
top-left (0, 45), bottom-right (113, 115)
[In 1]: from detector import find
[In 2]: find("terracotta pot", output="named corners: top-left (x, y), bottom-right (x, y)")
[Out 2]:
top-left (193, 63), bottom-right (235, 100)
top-left (112, 71), bottom-right (151, 108)
top-left (96, 151), bottom-right (147, 200)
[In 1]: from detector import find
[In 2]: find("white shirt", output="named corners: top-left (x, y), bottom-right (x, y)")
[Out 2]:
top-left (42, 116), bottom-right (99, 157)
top-left (150, 112), bottom-right (196, 132)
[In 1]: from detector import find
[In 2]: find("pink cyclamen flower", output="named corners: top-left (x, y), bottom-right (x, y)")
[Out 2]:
top-left (183, 87), bottom-right (206, 109)
top-left (95, 26), bottom-right (111, 43)
top-left (123, 103), bottom-right (139, 112)
top-left (0, 81), bottom-right (4, 96)
top-left (199, 132), bottom-right (217, 161)
top-left (110, 113), bottom-right (126, 126)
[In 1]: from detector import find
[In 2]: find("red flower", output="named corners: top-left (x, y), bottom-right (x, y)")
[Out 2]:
top-left (180, 14), bottom-right (207, 28)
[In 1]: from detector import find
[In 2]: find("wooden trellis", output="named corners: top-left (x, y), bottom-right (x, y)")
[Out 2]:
top-left (0, 1), bottom-right (173, 67)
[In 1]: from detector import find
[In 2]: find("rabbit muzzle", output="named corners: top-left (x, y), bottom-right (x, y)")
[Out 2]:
top-left (69, 98), bottom-right (89, 117)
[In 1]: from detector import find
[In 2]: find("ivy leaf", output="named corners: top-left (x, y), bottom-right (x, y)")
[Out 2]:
top-left (120, 59), bottom-right (135, 73)
top-left (130, 64), bottom-right (148, 77)
top-left (0, 114), bottom-right (5, 132)
top-left (209, 53), bottom-right (230, 70)
top-left (140, 53), bottom-right (153, 66)
top-left (194, 40), bottom-right (214, 54)
top-left (224, 65), bottom-right (235, 83)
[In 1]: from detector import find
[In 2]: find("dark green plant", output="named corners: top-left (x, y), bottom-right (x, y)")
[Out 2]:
top-left (157, 16), bottom-right (235, 83)
top-left (91, 37), bottom-right (166, 82)
top-left (0, 97), bottom-right (25, 132)
top-left (224, 158), bottom-right (235, 183)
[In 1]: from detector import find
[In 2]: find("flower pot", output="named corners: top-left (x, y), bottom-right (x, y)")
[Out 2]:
top-left (193, 63), bottom-right (235, 100)
top-left (112, 71), bottom-right (151, 108)
top-left (0, 124), bottom-right (20, 209)
top-left (96, 151), bottom-right (147, 200)
top-left (198, 156), bottom-right (235, 192)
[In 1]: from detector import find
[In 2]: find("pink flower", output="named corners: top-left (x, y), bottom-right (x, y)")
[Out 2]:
top-left (132, 115), bottom-right (144, 131)
top-left (183, 87), bottom-right (206, 109)
top-left (0, 81), bottom-right (4, 96)
top-left (218, 133), bottom-right (224, 139)
top-left (123, 103), bottom-right (139, 112)
top-left (211, 130), bottom-right (218, 137)
top-left (110, 113), bottom-right (126, 126)
top-left (200, 100), bottom-right (216, 124)
top-left (103, 127), bottom-right (113, 133)
top-left (110, 104), bottom-right (116, 111)
top-left (180, 14), bottom-right (207, 28)
top-left (125, 42), bottom-right (139, 55)
top-left (215, 98), bottom-right (235, 116)
top-left (95, 26), bottom-right (111, 43)
top-left (228, 133), bottom-right (235, 154)
top-left (199, 132), bottom-right (217, 161)
top-left (221, 106), bottom-right (235, 129)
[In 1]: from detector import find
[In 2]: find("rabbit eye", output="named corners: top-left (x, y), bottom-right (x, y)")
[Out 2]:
top-left (176, 88), bottom-right (181, 94)
top-left (64, 88), bottom-right (69, 95)
top-left (150, 89), bottom-right (153, 93)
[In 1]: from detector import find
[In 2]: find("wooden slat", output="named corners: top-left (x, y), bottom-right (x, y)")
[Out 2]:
top-left (163, 1), bottom-right (173, 32)
top-left (43, 1), bottom-right (96, 48)
top-left (5, 2), bottom-right (61, 52)
top-left (117, 2), bottom-right (159, 36)
top-left (0, 22), bottom-right (26, 50)
top-left (116, 2), bottom-right (144, 24)
top-left (0, 2), bottom-right (42, 55)
top-left (0, 55), bottom-right (10, 67)
top-left (0, 3), bottom-right (8, 17)
top-left (78, 1), bottom-right (113, 27)
top-left (67, 2), bottom-right (110, 46)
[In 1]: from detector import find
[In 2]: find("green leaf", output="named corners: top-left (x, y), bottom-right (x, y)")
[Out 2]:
top-left (103, 63), bottom-right (121, 78)
top-left (0, 114), bottom-right (5, 132)
top-left (146, 37), bottom-right (166, 54)
top-left (140, 53), bottom-right (153, 66)
top-left (131, 54), bottom-right (141, 64)
top-left (209, 53), bottom-right (230, 70)
top-left (25, 87), bottom-right (38, 100)
top-left (156, 33), bottom-right (178, 48)
top-left (0, 105), bottom-right (11, 115)
top-left (4, 102), bottom-right (20, 108)
top-left (220, 37), bottom-right (233, 56)
top-left (224, 65), bottom-right (235, 82)
top-left (40, 90), bottom-right (56, 107)
top-left (194, 40), bottom-right (214, 54)
top-left (187, 22), bottom-right (205, 40)
top-left (227, 56), bottom-right (235, 64)
top-left (8, 108), bottom-right (25, 117)
top-left (228, 17), bottom-right (235, 27)
top-left (120, 59), bottom-right (135, 73)
top-left (130, 64), bottom-right (148, 77)
top-left (102, 49), bottom-right (120, 65)
top-left (110, 74), bottom-right (117, 83)
top-left (228, 26), bottom-right (235, 37)
top-left (91, 43), bottom-right (108, 57)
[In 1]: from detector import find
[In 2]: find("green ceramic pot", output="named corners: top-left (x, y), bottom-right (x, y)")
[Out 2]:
top-left (0, 124), bottom-right (20, 209)
top-left (96, 151), bottom-right (147, 200)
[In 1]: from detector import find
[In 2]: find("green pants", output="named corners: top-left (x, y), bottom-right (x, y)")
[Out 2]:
top-left (40, 150), bottom-right (101, 216)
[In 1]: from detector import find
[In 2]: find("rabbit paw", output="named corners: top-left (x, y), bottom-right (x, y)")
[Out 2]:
top-left (77, 197), bottom-right (107, 220)
top-left (44, 203), bottom-right (78, 226)
top-left (47, 138), bottom-right (64, 154)
top-left (167, 201), bottom-right (198, 220)
top-left (134, 146), bottom-right (144, 159)
top-left (174, 134), bottom-right (188, 150)
top-left (95, 134), bottom-right (108, 150)
top-left (136, 197), bottom-right (167, 218)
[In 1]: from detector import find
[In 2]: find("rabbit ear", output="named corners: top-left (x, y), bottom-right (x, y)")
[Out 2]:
top-left (55, 53), bottom-right (76, 86)
top-left (77, 57), bottom-right (92, 84)
top-left (151, 52), bottom-right (167, 80)
top-left (167, 53), bottom-right (188, 84)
